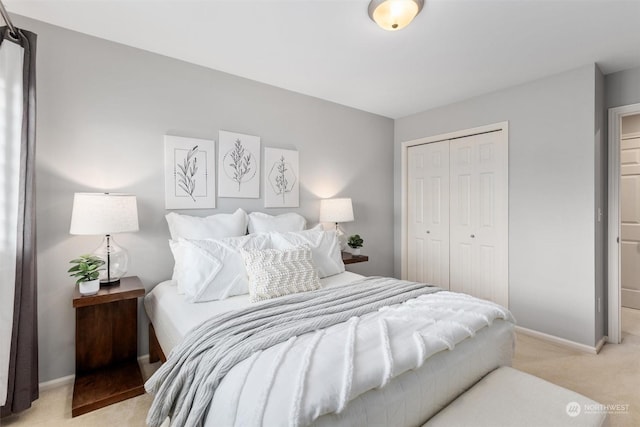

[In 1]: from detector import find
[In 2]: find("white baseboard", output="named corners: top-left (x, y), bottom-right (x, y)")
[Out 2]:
top-left (38, 354), bottom-right (151, 392)
top-left (39, 374), bottom-right (74, 392)
top-left (515, 326), bottom-right (606, 354)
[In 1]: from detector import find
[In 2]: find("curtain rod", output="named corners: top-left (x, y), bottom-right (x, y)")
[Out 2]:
top-left (0, 0), bottom-right (18, 37)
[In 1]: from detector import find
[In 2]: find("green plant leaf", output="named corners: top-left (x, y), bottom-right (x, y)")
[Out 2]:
top-left (69, 254), bottom-right (105, 284)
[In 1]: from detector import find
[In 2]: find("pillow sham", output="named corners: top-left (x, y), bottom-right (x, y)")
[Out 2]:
top-left (170, 233), bottom-right (271, 302)
top-left (247, 212), bottom-right (306, 234)
top-left (166, 208), bottom-right (248, 240)
top-left (169, 239), bottom-right (188, 294)
top-left (169, 239), bottom-right (221, 297)
top-left (242, 246), bottom-right (321, 303)
top-left (270, 229), bottom-right (344, 278)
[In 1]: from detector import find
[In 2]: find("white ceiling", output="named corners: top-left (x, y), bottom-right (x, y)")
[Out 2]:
top-left (5, 0), bottom-right (640, 119)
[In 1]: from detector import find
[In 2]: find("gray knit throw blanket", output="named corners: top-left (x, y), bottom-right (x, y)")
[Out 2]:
top-left (145, 277), bottom-right (441, 427)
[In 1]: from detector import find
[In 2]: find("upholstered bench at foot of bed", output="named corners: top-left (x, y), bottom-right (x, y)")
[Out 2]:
top-left (423, 366), bottom-right (608, 427)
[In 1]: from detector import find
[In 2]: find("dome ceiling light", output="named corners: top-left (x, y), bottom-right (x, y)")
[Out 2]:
top-left (368, 0), bottom-right (425, 31)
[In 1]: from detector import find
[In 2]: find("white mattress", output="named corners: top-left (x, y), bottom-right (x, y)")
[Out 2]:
top-left (144, 271), bottom-right (366, 355)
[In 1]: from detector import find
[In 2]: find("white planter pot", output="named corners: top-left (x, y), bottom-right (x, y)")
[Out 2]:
top-left (79, 279), bottom-right (100, 296)
top-left (351, 248), bottom-right (361, 256)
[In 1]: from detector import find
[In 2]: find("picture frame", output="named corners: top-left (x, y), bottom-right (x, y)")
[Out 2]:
top-left (218, 130), bottom-right (261, 198)
top-left (164, 135), bottom-right (216, 209)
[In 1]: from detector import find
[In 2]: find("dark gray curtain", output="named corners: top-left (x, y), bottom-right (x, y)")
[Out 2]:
top-left (0, 25), bottom-right (38, 418)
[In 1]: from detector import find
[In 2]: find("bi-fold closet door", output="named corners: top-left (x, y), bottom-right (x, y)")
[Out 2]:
top-left (407, 141), bottom-right (450, 288)
top-left (407, 131), bottom-right (508, 307)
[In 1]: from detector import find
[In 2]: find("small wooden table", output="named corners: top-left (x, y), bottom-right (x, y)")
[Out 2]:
top-left (72, 276), bottom-right (145, 417)
top-left (342, 251), bottom-right (369, 265)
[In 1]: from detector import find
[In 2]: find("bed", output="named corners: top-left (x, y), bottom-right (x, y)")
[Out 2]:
top-left (144, 210), bottom-right (515, 426)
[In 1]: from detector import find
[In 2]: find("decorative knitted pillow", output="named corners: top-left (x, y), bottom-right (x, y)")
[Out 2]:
top-left (242, 246), bottom-right (321, 303)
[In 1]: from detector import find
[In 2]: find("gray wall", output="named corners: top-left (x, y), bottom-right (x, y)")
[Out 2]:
top-left (394, 64), bottom-right (601, 347)
top-left (606, 66), bottom-right (640, 109)
top-left (15, 16), bottom-right (394, 383)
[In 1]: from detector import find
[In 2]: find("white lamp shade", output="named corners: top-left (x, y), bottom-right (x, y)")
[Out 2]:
top-left (70, 193), bottom-right (139, 235)
top-left (319, 198), bottom-right (354, 223)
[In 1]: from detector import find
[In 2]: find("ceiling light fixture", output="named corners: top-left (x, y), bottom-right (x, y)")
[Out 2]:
top-left (368, 0), bottom-right (424, 31)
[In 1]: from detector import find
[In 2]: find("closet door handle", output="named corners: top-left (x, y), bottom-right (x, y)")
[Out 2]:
top-left (470, 234), bottom-right (475, 238)
top-left (426, 230), bottom-right (430, 234)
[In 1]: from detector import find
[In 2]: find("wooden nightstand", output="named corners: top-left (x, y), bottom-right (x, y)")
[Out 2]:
top-left (342, 251), bottom-right (369, 265)
top-left (71, 276), bottom-right (145, 417)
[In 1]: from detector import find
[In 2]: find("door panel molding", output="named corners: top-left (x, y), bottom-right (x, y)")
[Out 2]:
top-left (407, 141), bottom-right (450, 288)
top-left (449, 131), bottom-right (508, 307)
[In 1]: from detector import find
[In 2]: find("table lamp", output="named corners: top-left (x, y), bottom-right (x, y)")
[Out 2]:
top-left (69, 193), bottom-right (139, 285)
top-left (319, 198), bottom-right (354, 249)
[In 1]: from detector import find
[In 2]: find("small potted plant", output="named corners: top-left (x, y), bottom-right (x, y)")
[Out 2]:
top-left (68, 254), bottom-right (105, 296)
top-left (347, 234), bottom-right (364, 256)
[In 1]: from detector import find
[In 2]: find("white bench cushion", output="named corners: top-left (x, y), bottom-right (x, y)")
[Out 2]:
top-left (424, 367), bottom-right (607, 427)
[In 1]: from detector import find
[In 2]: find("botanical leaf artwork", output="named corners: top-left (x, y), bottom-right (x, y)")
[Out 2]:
top-left (176, 145), bottom-right (199, 202)
top-left (164, 135), bottom-right (215, 209)
top-left (228, 138), bottom-right (253, 190)
top-left (265, 148), bottom-right (298, 208)
top-left (218, 131), bottom-right (260, 199)
top-left (275, 156), bottom-right (290, 203)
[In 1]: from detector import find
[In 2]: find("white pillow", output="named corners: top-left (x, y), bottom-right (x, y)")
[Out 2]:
top-left (242, 246), bottom-right (321, 303)
top-left (247, 212), bottom-right (306, 234)
top-left (169, 239), bottom-right (221, 296)
top-left (270, 229), bottom-right (344, 278)
top-left (166, 208), bottom-right (248, 240)
top-left (168, 239), bottom-right (188, 294)
top-left (170, 233), bottom-right (271, 302)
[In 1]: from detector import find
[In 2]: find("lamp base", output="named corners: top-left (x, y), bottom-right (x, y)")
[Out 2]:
top-left (93, 235), bottom-right (129, 285)
top-left (335, 223), bottom-right (348, 250)
top-left (100, 278), bottom-right (121, 286)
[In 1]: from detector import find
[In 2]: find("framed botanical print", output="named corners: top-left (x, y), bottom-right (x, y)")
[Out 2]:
top-left (264, 147), bottom-right (299, 208)
top-left (164, 135), bottom-right (216, 209)
top-left (218, 130), bottom-right (260, 198)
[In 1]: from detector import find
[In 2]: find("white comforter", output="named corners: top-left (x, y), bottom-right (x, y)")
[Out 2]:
top-left (204, 290), bottom-right (514, 427)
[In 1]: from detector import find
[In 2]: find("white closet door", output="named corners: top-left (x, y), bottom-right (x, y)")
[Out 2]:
top-left (450, 131), bottom-right (508, 307)
top-left (621, 136), bottom-right (640, 309)
top-left (407, 141), bottom-right (450, 288)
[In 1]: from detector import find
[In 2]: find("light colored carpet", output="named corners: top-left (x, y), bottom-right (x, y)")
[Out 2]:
top-left (513, 307), bottom-right (640, 427)
top-left (3, 309), bottom-right (640, 426)
top-left (0, 361), bottom-right (165, 427)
